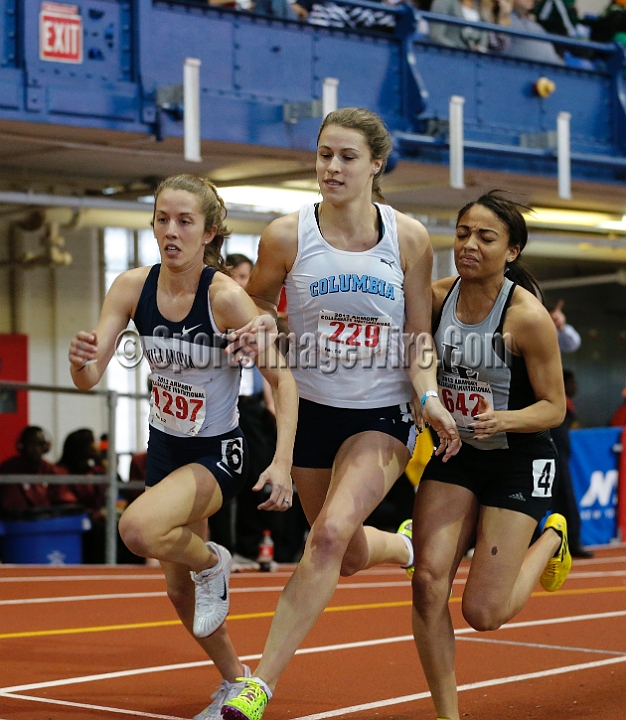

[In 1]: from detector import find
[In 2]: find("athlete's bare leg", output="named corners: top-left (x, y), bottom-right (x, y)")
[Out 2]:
top-left (254, 431), bottom-right (410, 691)
top-left (119, 463), bottom-right (224, 573)
top-left (463, 505), bottom-right (560, 630)
top-left (161, 554), bottom-right (245, 682)
top-left (411, 480), bottom-right (478, 720)
top-left (411, 481), bottom-right (562, 720)
top-left (294, 455), bottom-right (411, 575)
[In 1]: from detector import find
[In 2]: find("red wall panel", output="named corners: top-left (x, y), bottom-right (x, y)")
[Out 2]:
top-left (0, 334), bottom-right (29, 463)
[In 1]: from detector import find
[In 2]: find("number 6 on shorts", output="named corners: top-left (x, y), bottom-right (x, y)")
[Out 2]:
top-left (221, 438), bottom-right (244, 475)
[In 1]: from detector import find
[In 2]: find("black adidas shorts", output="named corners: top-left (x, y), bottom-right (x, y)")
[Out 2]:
top-left (145, 425), bottom-right (249, 503)
top-left (293, 398), bottom-right (416, 469)
top-left (422, 434), bottom-right (558, 522)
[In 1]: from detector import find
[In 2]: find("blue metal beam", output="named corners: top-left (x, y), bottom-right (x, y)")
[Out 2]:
top-left (1, 0), bottom-right (625, 185)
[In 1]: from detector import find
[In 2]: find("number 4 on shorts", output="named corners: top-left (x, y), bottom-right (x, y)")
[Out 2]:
top-left (532, 459), bottom-right (556, 497)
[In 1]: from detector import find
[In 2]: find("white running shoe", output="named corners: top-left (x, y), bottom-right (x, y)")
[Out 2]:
top-left (191, 542), bottom-right (232, 638)
top-left (193, 665), bottom-right (251, 720)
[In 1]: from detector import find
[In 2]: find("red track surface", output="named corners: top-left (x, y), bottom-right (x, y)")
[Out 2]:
top-left (2, 546), bottom-right (626, 720)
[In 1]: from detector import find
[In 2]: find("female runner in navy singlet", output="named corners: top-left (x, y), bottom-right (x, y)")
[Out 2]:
top-left (68, 175), bottom-right (298, 720)
top-left (411, 192), bottom-right (570, 720)
top-left (222, 108), bottom-right (460, 720)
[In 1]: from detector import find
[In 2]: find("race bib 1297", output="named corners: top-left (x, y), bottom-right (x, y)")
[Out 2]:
top-left (149, 374), bottom-right (206, 436)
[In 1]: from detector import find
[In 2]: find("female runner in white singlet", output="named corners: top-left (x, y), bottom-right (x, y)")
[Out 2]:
top-left (222, 108), bottom-right (460, 720)
top-left (68, 175), bottom-right (298, 720)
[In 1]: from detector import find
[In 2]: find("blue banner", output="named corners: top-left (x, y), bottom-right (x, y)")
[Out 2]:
top-left (569, 427), bottom-right (621, 546)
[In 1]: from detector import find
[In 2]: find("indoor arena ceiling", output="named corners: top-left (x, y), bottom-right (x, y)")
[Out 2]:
top-left (1, 119), bottom-right (626, 273)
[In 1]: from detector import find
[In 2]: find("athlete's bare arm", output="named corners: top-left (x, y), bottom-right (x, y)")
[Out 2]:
top-left (397, 212), bottom-right (460, 459)
top-left (246, 213), bottom-right (299, 317)
top-left (470, 287), bottom-right (566, 439)
top-left (226, 214), bottom-right (298, 361)
top-left (211, 274), bottom-right (298, 511)
top-left (69, 267), bottom-right (149, 391)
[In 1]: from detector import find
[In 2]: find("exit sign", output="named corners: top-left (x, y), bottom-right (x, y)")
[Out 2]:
top-left (39, 2), bottom-right (83, 64)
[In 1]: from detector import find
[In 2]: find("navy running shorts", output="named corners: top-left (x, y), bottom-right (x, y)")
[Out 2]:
top-left (293, 398), bottom-right (416, 469)
top-left (145, 425), bottom-right (249, 503)
top-left (422, 433), bottom-right (558, 522)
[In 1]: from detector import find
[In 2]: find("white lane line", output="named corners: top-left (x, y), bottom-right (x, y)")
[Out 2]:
top-left (0, 592), bottom-right (168, 605)
top-left (0, 637), bottom-right (414, 694)
top-left (454, 555), bottom-right (626, 573)
top-left (1, 693), bottom-right (185, 719)
top-left (1, 553), bottom-right (624, 583)
top-left (0, 659), bottom-right (223, 694)
top-left (290, 655), bottom-right (626, 720)
top-left (0, 567), bottom-right (406, 583)
top-left (566, 570), bottom-right (626, 578)
top-left (452, 569), bottom-right (626, 584)
top-left (0, 575), bottom-right (166, 583)
top-left (0, 581), bottom-right (412, 606)
top-left (569, 554), bottom-right (626, 565)
top-left (471, 608), bottom-right (626, 632)
top-left (2, 561), bottom-right (623, 586)
top-left (457, 635), bottom-right (626, 655)
top-left (4, 608), bottom-right (626, 695)
top-left (7, 654), bottom-right (626, 720)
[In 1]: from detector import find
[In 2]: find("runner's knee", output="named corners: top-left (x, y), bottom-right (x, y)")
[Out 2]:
top-left (462, 595), bottom-right (505, 631)
top-left (309, 517), bottom-right (352, 563)
top-left (411, 562), bottom-right (450, 611)
top-left (119, 506), bottom-right (159, 558)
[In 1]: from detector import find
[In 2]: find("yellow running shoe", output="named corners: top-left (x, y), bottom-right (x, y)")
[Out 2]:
top-left (540, 513), bottom-right (572, 592)
top-left (222, 679), bottom-right (268, 720)
top-left (397, 519), bottom-right (414, 578)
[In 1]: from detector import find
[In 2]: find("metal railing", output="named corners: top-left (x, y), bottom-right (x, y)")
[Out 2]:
top-left (0, 380), bottom-right (148, 565)
top-left (412, 9), bottom-right (617, 57)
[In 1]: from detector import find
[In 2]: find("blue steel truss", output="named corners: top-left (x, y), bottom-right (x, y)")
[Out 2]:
top-left (1, 0), bottom-right (625, 184)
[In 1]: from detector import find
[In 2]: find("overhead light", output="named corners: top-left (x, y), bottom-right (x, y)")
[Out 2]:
top-left (524, 208), bottom-right (619, 229)
top-left (218, 185), bottom-right (321, 213)
top-left (522, 208), bottom-right (626, 236)
top-left (598, 215), bottom-right (626, 232)
top-left (135, 186), bottom-right (320, 213)
top-left (102, 187), bottom-right (119, 195)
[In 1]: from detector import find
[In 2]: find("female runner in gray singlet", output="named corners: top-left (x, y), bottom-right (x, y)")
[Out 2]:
top-left (411, 192), bottom-right (571, 720)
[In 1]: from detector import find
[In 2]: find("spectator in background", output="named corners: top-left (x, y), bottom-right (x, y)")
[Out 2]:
top-left (610, 385), bottom-right (626, 426)
top-left (208, 0), bottom-right (254, 10)
top-left (429, 0), bottom-right (490, 52)
top-left (0, 426), bottom-right (74, 513)
top-left (551, 369), bottom-right (594, 558)
top-left (550, 299), bottom-right (581, 353)
top-left (129, 451), bottom-right (148, 482)
top-left (56, 428), bottom-right (107, 563)
top-left (294, 0), bottom-right (396, 31)
top-left (534, 0), bottom-right (580, 37)
top-left (590, 0), bottom-right (626, 47)
top-left (254, 0), bottom-right (299, 19)
top-left (504, 0), bottom-right (565, 62)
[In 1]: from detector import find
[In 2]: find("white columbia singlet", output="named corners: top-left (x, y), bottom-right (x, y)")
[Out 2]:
top-left (284, 203), bottom-right (412, 409)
